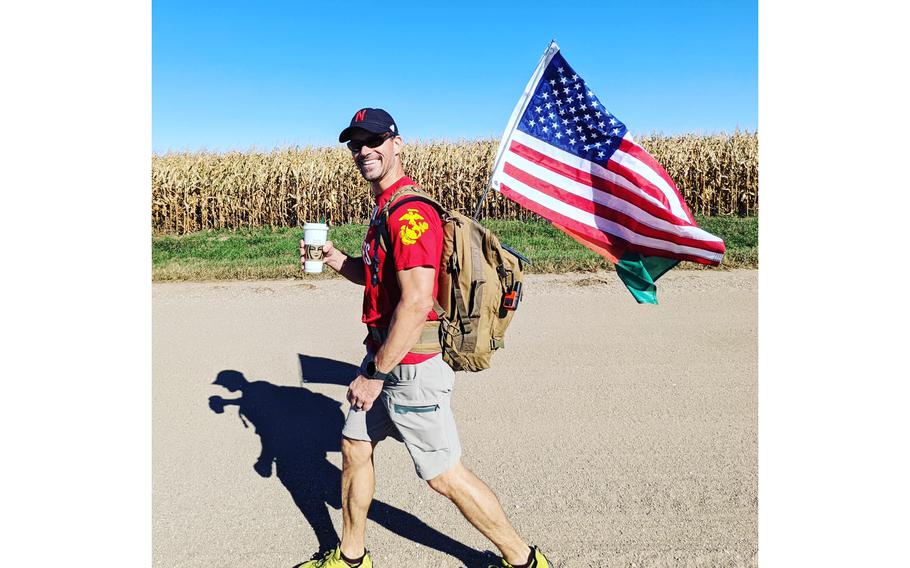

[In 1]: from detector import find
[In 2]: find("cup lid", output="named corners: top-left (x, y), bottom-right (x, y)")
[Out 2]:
top-left (303, 222), bottom-right (328, 230)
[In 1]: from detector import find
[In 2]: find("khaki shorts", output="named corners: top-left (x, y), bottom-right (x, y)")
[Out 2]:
top-left (342, 352), bottom-right (462, 480)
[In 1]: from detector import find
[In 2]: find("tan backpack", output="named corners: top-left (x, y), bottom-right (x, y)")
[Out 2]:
top-left (377, 186), bottom-right (525, 372)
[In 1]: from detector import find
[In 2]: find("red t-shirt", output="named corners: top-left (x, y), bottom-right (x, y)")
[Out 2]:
top-left (361, 176), bottom-right (443, 364)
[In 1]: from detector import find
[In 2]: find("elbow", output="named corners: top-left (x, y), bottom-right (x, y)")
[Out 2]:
top-left (401, 295), bottom-right (434, 315)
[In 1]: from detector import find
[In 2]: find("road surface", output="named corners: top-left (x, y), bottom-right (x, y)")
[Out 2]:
top-left (153, 270), bottom-right (757, 567)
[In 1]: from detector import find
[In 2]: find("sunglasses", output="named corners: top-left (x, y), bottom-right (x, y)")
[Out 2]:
top-left (347, 132), bottom-right (392, 153)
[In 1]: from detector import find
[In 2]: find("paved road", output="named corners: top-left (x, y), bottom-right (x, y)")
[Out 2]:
top-left (153, 270), bottom-right (757, 567)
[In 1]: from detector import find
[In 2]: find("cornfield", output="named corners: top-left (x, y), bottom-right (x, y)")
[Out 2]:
top-left (152, 131), bottom-right (757, 236)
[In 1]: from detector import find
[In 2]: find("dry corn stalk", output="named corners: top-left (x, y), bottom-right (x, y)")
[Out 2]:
top-left (151, 131), bottom-right (757, 235)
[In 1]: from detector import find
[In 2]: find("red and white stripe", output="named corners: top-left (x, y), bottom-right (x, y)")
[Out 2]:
top-left (491, 129), bottom-right (725, 265)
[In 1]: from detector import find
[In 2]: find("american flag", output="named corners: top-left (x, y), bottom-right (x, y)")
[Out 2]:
top-left (489, 43), bottom-right (725, 266)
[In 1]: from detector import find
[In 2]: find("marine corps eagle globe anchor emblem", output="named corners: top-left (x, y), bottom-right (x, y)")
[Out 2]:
top-left (398, 208), bottom-right (429, 245)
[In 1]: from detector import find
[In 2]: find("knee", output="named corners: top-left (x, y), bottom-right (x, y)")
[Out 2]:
top-left (426, 462), bottom-right (462, 497)
top-left (341, 437), bottom-right (373, 467)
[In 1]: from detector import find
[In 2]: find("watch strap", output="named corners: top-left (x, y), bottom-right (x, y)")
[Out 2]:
top-left (366, 361), bottom-right (389, 381)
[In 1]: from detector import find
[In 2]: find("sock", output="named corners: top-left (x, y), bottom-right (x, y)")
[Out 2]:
top-left (509, 546), bottom-right (537, 568)
top-left (340, 549), bottom-right (365, 567)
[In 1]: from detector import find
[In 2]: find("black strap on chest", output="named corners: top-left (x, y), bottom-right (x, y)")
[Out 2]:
top-left (368, 213), bottom-right (384, 286)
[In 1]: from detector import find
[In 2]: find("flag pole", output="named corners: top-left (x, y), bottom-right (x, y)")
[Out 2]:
top-left (472, 40), bottom-right (561, 220)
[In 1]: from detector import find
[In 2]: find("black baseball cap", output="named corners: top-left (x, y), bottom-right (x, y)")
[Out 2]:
top-left (338, 108), bottom-right (400, 142)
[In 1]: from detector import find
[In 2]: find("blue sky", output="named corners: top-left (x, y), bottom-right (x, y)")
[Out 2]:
top-left (153, 0), bottom-right (756, 153)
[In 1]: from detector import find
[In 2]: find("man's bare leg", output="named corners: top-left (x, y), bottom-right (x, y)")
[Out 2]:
top-left (340, 437), bottom-right (378, 559)
top-left (427, 461), bottom-right (532, 566)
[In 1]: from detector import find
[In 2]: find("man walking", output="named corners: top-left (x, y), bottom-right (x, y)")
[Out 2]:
top-left (298, 108), bottom-right (552, 568)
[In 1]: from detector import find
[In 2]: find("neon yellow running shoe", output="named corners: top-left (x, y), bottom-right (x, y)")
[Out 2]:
top-left (491, 546), bottom-right (554, 568)
top-left (295, 545), bottom-right (372, 568)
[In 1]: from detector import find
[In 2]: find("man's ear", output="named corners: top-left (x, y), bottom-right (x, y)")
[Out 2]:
top-left (392, 135), bottom-right (403, 157)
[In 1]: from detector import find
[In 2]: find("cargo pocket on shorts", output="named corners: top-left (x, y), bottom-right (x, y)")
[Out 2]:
top-left (393, 403), bottom-right (439, 414)
top-left (391, 402), bottom-right (448, 452)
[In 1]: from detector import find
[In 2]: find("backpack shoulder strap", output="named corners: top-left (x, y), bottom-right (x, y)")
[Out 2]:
top-left (377, 185), bottom-right (446, 253)
top-left (376, 185), bottom-right (448, 320)
top-left (382, 186), bottom-right (446, 219)
top-left (380, 185), bottom-right (425, 214)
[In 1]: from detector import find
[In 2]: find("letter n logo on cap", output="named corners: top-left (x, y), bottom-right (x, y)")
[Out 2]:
top-left (355, 109), bottom-right (367, 122)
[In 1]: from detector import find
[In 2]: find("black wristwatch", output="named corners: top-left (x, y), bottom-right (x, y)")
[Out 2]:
top-left (366, 361), bottom-right (389, 381)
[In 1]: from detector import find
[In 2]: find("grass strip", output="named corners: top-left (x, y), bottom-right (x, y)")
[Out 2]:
top-left (152, 216), bottom-right (757, 281)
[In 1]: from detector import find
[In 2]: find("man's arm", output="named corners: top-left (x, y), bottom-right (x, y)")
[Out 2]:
top-left (335, 254), bottom-right (366, 285)
top-left (346, 265), bottom-right (436, 411)
top-left (300, 239), bottom-right (365, 286)
top-left (372, 265), bottom-right (436, 372)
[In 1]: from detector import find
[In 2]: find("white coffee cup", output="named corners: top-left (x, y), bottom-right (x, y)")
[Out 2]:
top-left (303, 222), bottom-right (328, 273)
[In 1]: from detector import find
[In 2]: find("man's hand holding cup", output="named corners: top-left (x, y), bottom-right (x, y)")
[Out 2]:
top-left (299, 238), bottom-right (346, 274)
top-left (300, 222), bottom-right (346, 274)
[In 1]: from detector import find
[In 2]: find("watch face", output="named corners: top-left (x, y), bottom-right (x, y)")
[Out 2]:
top-left (366, 361), bottom-right (376, 376)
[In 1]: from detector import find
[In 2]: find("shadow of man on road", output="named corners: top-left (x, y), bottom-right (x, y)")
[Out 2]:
top-left (209, 368), bottom-right (491, 567)
top-left (298, 354), bottom-right (360, 386)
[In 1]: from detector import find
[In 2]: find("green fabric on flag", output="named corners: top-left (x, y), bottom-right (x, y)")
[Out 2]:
top-left (615, 253), bottom-right (680, 304)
